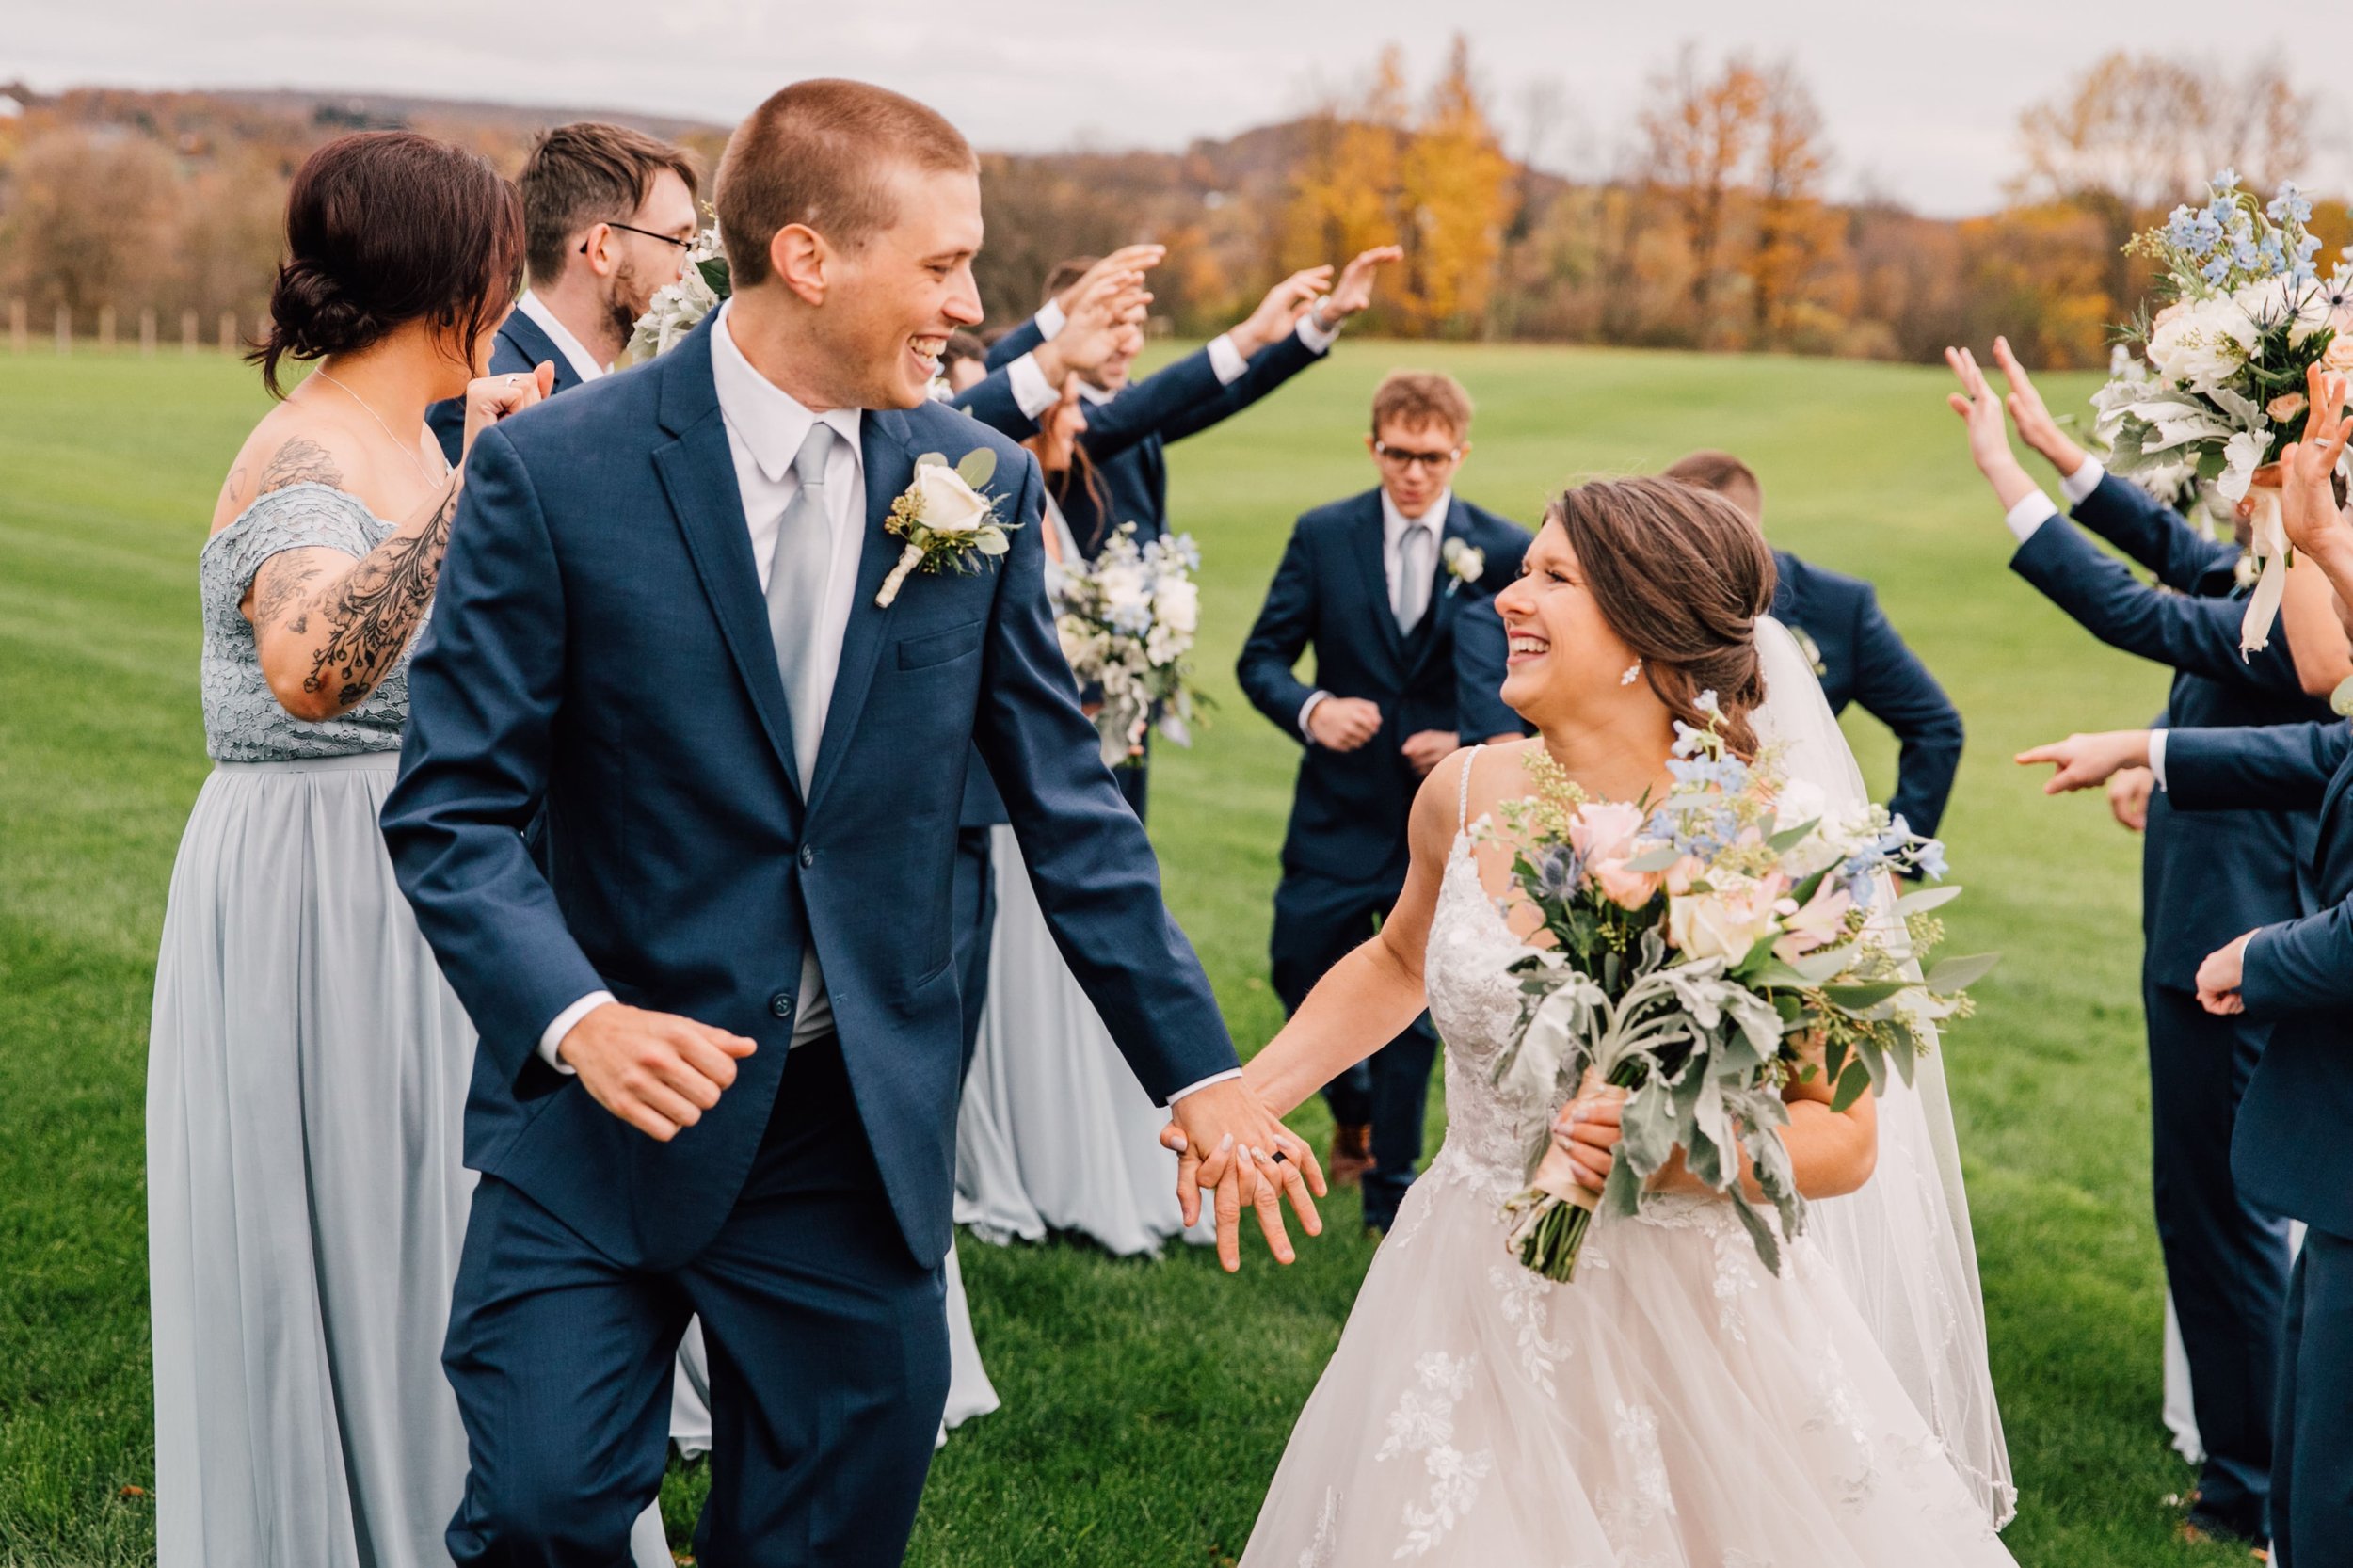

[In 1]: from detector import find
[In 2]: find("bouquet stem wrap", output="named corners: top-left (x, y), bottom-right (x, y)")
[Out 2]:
top-left (2239, 475), bottom-right (2287, 655)
top-left (1501, 1064), bottom-right (1636, 1283)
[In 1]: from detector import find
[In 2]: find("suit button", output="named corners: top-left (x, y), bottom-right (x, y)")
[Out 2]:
top-left (769, 991), bottom-right (794, 1018)
top-left (799, 844), bottom-right (816, 869)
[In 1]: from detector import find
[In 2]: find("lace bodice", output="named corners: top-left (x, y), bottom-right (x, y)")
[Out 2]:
top-left (197, 484), bottom-right (416, 762)
top-left (1423, 828), bottom-right (1557, 1184)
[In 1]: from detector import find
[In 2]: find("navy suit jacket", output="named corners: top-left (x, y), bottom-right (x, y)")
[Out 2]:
top-left (2165, 719), bottom-right (2353, 1238)
top-left (1452, 594), bottom-right (1526, 743)
top-left (425, 307), bottom-right (584, 467)
top-left (381, 315), bottom-right (1236, 1270)
top-left (2029, 474), bottom-right (2329, 989)
top-left (1239, 489), bottom-right (1531, 889)
top-left (1769, 550), bottom-right (1962, 838)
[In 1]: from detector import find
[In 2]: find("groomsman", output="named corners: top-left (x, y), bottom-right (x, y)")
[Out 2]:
top-left (426, 124), bottom-right (700, 462)
top-left (1663, 450), bottom-right (1963, 838)
top-left (1953, 343), bottom-right (2353, 1549)
top-left (1238, 371), bottom-right (1529, 1228)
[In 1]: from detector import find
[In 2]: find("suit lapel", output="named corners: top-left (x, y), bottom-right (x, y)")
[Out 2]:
top-left (1405, 498), bottom-right (1473, 680)
top-left (806, 409), bottom-right (917, 818)
top-left (1350, 491), bottom-right (1405, 674)
top-left (500, 312), bottom-right (579, 394)
top-left (648, 323), bottom-right (805, 812)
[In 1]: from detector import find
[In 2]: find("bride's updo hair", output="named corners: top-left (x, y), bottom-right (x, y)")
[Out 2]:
top-left (1549, 476), bottom-right (1777, 757)
top-left (251, 131), bottom-right (524, 397)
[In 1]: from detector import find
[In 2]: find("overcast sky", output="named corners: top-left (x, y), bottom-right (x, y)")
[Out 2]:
top-left (10, 1), bottom-right (2349, 216)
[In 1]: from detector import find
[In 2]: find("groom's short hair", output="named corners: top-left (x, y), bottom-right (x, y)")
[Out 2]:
top-left (1662, 450), bottom-right (1763, 526)
top-left (717, 79), bottom-right (976, 287)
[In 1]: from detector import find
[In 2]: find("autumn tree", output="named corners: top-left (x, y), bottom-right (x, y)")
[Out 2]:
top-left (1742, 62), bottom-right (1839, 347)
top-left (1637, 46), bottom-right (1768, 341)
top-left (1393, 35), bottom-right (1513, 335)
top-left (0, 128), bottom-right (180, 323)
top-left (1283, 45), bottom-right (1409, 289)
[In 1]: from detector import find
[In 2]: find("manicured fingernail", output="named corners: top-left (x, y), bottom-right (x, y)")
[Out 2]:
top-left (1218, 1134), bottom-right (1234, 1152)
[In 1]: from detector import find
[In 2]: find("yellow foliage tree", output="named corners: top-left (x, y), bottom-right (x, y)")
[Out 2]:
top-left (1393, 34), bottom-right (1513, 335)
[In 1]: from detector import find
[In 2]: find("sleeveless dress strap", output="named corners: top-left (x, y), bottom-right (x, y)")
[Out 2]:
top-left (1458, 744), bottom-right (1483, 831)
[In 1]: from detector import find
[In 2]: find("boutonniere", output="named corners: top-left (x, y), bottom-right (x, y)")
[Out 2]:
top-left (1441, 536), bottom-right (1485, 597)
top-left (877, 449), bottom-right (1018, 608)
top-left (1793, 626), bottom-right (1829, 679)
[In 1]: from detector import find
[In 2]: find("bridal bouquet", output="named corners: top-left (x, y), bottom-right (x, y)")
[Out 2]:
top-left (2091, 171), bottom-right (2353, 652)
top-left (1492, 703), bottom-right (1994, 1282)
top-left (628, 219), bottom-right (728, 360)
top-left (1053, 523), bottom-right (1208, 769)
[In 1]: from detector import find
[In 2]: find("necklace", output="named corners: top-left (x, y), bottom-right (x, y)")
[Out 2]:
top-left (313, 367), bottom-right (451, 488)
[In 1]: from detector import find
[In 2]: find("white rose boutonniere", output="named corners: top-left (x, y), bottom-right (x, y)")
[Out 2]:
top-left (876, 449), bottom-right (1017, 608)
top-left (1441, 536), bottom-right (1485, 597)
top-left (1792, 626), bottom-right (1828, 679)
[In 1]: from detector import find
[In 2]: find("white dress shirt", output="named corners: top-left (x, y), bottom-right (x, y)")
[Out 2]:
top-left (515, 290), bottom-right (609, 384)
top-left (537, 299), bottom-right (864, 1070)
top-left (1298, 488), bottom-right (1453, 741)
top-left (2000, 456), bottom-right (2107, 543)
top-left (1001, 310), bottom-right (1343, 421)
top-left (538, 303), bottom-right (1237, 1104)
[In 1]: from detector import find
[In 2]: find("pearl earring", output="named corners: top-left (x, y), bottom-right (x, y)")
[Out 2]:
top-left (1619, 660), bottom-right (1642, 687)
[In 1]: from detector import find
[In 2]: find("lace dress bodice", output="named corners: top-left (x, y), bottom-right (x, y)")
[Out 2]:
top-left (1422, 828), bottom-right (1556, 1189)
top-left (197, 483), bottom-right (416, 762)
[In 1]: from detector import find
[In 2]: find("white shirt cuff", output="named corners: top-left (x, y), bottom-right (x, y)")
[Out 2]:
top-left (1166, 1067), bottom-right (1243, 1105)
top-left (2148, 730), bottom-right (2169, 792)
top-left (1006, 352), bottom-right (1058, 421)
top-left (1033, 298), bottom-right (1066, 342)
top-left (2061, 456), bottom-right (2105, 505)
top-left (1298, 689), bottom-right (1332, 742)
top-left (536, 990), bottom-right (614, 1074)
top-left (2004, 491), bottom-right (2058, 544)
top-left (1295, 312), bottom-right (1341, 354)
top-left (1207, 332), bottom-right (1247, 386)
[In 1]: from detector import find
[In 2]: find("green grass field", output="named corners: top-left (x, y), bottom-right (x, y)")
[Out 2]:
top-left (0, 338), bottom-right (2251, 1566)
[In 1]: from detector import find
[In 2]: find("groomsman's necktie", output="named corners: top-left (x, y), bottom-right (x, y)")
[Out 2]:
top-left (1396, 522), bottom-right (1433, 634)
top-left (766, 424), bottom-right (836, 792)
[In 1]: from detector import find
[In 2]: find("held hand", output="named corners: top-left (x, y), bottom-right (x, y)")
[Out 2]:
top-left (1551, 1089), bottom-right (1625, 1193)
top-left (1053, 244), bottom-right (1167, 315)
top-left (556, 1001), bottom-right (758, 1142)
top-left (1944, 345), bottom-right (2039, 510)
top-left (1990, 336), bottom-right (2089, 476)
top-left (460, 361), bottom-right (555, 460)
top-left (2106, 765), bottom-right (2154, 833)
top-left (1400, 728), bottom-right (1460, 776)
top-left (1307, 696), bottom-right (1383, 751)
top-left (2196, 931), bottom-right (2256, 1015)
top-left (1311, 244), bottom-right (1404, 330)
top-left (2014, 729), bottom-right (2154, 794)
top-left (1230, 266), bottom-right (1332, 358)
top-left (1037, 267), bottom-right (1152, 382)
top-left (2277, 363), bottom-right (2353, 563)
top-left (1162, 1080), bottom-right (1326, 1272)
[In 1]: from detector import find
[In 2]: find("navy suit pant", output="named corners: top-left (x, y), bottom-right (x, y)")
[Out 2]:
top-left (2146, 981), bottom-right (2293, 1541)
top-left (442, 1038), bottom-right (949, 1567)
top-left (2274, 1227), bottom-right (2353, 1567)
top-left (1273, 872), bottom-right (1438, 1231)
top-left (952, 824), bottom-right (997, 1075)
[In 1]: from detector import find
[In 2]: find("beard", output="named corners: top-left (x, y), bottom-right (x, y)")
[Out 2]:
top-left (604, 258), bottom-right (653, 351)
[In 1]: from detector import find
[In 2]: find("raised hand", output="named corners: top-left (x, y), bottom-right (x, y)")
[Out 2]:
top-left (2014, 729), bottom-right (2154, 794)
top-left (1310, 244), bottom-right (1405, 330)
top-left (1307, 696), bottom-right (1383, 752)
top-left (1053, 243), bottom-right (1167, 316)
top-left (1990, 336), bottom-right (2090, 476)
top-left (1944, 346), bottom-right (2040, 512)
top-left (556, 1000), bottom-right (758, 1142)
top-left (460, 360), bottom-right (556, 458)
top-left (1035, 265), bottom-right (1152, 386)
top-left (1229, 266), bottom-right (1332, 359)
top-left (1162, 1079), bottom-right (1326, 1272)
top-left (2278, 363), bottom-right (2353, 566)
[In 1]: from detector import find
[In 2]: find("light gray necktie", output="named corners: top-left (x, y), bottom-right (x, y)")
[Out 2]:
top-left (765, 424), bottom-right (837, 792)
top-left (1396, 522), bottom-right (1433, 633)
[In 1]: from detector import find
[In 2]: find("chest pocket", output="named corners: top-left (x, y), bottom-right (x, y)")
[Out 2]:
top-left (896, 618), bottom-right (984, 670)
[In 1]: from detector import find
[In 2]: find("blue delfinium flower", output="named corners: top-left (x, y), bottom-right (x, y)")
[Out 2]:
top-left (2269, 184), bottom-right (2313, 226)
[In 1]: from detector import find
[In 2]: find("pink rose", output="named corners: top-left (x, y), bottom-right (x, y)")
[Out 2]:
top-left (1569, 800), bottom-right (1646, 866)
top-left (1662, 855), bottom-right (1706, 898)
top-left (2269, 392), bottom-right (2309, 423)
top-left (1590, 856), bottom-right (1661, 911)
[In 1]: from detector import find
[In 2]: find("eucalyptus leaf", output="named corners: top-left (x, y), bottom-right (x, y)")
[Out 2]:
top-left (915, 451), bottom-right (949, 471)
top-left (1818, 980), bottom-right (1910, 1010)
top-left (956, 448), bottom-right (997, 488)
top-left (1894, 884), bottom-right (1963, 917)
top-left (1766, 817), bottom-right (1820, 853)
top-left (1830, 1056), bottom-right (1873, 1112)
top-left (1624, 844), bottom-right (1684, 872)
top-left (1920, 952), bottom-right (2002, 992)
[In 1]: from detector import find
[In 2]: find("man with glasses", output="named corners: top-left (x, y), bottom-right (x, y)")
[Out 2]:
top-left (429, 122), bottom-right (701, 464)
top-left (1238, 371), bottom-right (1529, 1228)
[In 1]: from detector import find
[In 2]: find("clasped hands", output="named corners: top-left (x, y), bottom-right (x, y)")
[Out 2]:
top-left (1307, 696), bottom-right (1457, 776)
top-left (1158, 1078), bottom-right (1328, 1272)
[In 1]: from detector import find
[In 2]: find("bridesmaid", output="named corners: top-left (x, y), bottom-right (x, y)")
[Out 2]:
top-left (145, 132), bottom-right (548, 1568)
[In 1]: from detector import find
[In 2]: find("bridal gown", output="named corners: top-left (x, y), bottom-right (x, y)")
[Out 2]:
top-left (1237, 762), bottom-right (2017, 1565)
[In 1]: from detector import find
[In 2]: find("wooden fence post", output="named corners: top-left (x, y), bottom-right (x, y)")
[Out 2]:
top-left (218, 312), bottom-right (236, 355)
top-left (99, 305), bottom-right (117, 352)
top-left (8, 300), bottom-right (24, 354)
top-left (182, 309), bottom-right (199, 355)
top-left (140, 308), bottom-right (157, 356)
top-left (55, 304), bottom-right (70, 354)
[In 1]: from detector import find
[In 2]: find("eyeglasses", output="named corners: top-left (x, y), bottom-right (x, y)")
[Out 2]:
top-left (580, 221), bottom-right (695, 255)
top-left (1373, 440), bottom-right (1462, 471)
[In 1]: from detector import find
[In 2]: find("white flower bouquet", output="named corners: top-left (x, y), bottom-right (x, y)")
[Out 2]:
top-left (2092, 171), bottom-right (2353, 651)
top-left (1053, 523), bottom-right (1209, 770)
top-left (627, 219), bottom-right (728, 361)
top-left (1489, 706), bottom-right (1994, 1282)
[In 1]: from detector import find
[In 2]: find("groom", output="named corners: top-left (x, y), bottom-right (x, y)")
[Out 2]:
top-left (384, 79), bottom-right (1319, 1568)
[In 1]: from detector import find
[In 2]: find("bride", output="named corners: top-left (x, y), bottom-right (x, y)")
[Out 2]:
top-left (1226, 476), bottom-right (2015, 1563)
